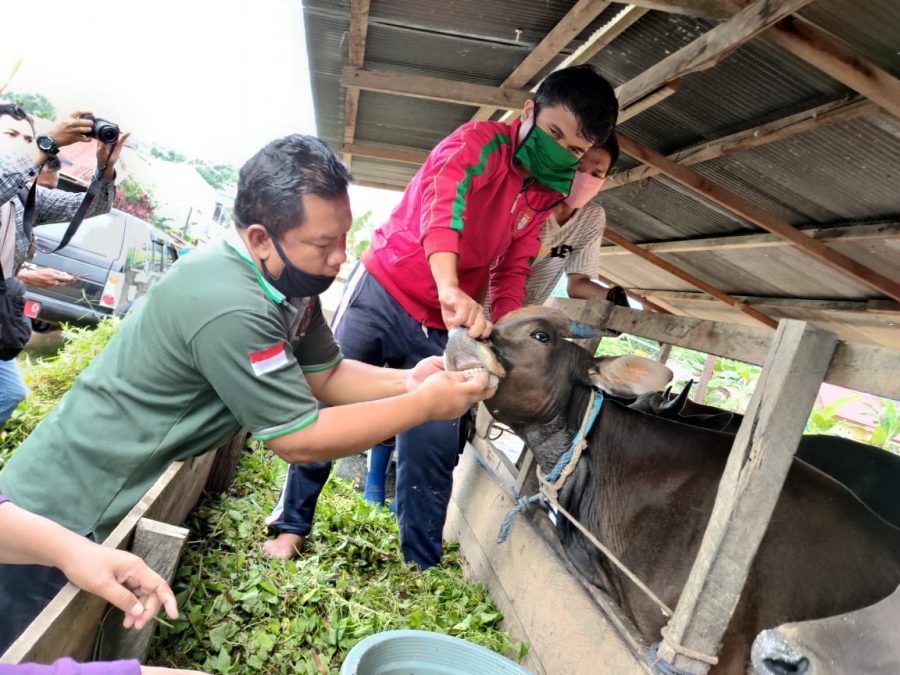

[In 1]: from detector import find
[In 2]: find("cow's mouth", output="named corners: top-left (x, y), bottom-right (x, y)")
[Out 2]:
top-left (443, 327), bottom-right (506, 390)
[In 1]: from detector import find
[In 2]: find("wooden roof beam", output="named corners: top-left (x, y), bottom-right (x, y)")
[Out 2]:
top-left (604, 96), bottom-right (876, 191)
top-left (616, 132), bottom-right (900, 302)
top-left (470, 0), bottom-right (612, 123)
top-left (595, 221), bottom-right (900, 256)
top-left (341, 67), bottom-right (531, 110)
top-left (497, 5), bottom-right (649, 124)
top-left (602, 227), bottom-right (779, 328)
top-left (765, 17), bottom-right (900, 120)
top-left (341, 0), bottom-right (371, 168)
top-left (342, 143), bottom-right (429, 165)
top-left (616, 0), bottom-right (815, 117)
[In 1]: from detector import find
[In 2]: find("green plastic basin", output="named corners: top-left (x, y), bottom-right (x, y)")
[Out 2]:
top-left (340, 629), bottom-right (532, 675)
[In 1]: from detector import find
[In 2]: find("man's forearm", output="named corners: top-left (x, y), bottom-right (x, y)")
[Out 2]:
top-left (309, 359), bottom-right (407, 406)
top-left (266, 392), bottom-right (430, 463)
top-left (0, 501), bottom-right (86, 567)
top-left (567, 274), bottom-right (607, 299)
top-left (429, 251), bottom-right (459, 290)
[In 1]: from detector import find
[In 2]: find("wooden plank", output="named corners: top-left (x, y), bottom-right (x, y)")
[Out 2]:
top-left (603, 97), bottom-right (877, 192)
top-left (446, 448), bottom-right (649, 675)
top-left (342, 143), bottom-right (429, 165)
top-left (2, 451), bottom-right (217, 664)
top-left (550, 296), bottom-right (900, 399)
top-left (557, 5), bottom-right (648, 69)
top-left (205, 430), bottom-right (249, 494)
top-left (470, 0), bottom-right (612, 123)
top-left (616, 133), bottom-right (900, 302)
top-left (548, 297), bottom-right (774, 365)
top-left (615, 0), bottom-right (815, 112)
top-left (595, 222), bottom-right (900, 256)
top-left (342, 88), bottom-right (361, 167)
top-left (658, 320), bottom-right (837, 672)
top-left (341, 67), bottom-right (531, 110)
top-left (98, 519), bottom-right (189, 663)
top-left (341, 0), bottom-right (371, 168)
top-left (497, 5), bottom-right (649, 124)
top-left (603, 227), bottom-right (779, 328)
top-left (632, 289), bottom-right (900, 314)
top-left (765, 17), bottom-right (900, 120)
top-left (353, 178), bottom-right (407, 192)
top-left (825, 342), bottom-right (900, 401)
top-left (621, 0), bottom-right (731, 18)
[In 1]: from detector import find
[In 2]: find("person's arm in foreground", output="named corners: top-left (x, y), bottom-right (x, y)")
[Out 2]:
top-left (0, 500), bottom-right (206, 674)
top-left (0, 500), bottom-right (176, 630)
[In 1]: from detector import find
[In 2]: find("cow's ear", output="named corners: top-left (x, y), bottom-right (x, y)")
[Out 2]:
top-left (589, 356), bottom-right (673, 397)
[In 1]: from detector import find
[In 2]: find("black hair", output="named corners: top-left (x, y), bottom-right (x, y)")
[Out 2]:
top-left (44, 156), bottom-right (61, 171)
top-left (595, 132), bottom-right (620, 171)
top-left (533, 65), bottom-right (618, 145)
top-left (0, 103), bottom-right (35, 134)
top-left (234, 134), bottom-right (350, 238)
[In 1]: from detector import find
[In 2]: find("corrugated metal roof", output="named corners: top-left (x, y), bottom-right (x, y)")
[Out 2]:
top-left (303, 0), bottom-right (900, 345)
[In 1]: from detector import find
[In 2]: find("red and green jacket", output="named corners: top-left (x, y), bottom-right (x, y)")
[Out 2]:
top-left (362, 119), bottom-right (562, 329)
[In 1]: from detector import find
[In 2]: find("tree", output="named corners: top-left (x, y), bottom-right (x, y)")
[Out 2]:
top-left (150, 145), bottom-right (186, 163)
top-left (4, 91), bottom-right (56, 119)
top-left (190, 159), bottom-right (238, 191)
top-left (114, 176), bottom-right (170, 232)
top-left (348, 210), bottom-right (375, 259)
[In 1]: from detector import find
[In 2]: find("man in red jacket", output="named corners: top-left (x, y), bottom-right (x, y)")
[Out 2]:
top-left (265, 65), bottom-right (618, 568)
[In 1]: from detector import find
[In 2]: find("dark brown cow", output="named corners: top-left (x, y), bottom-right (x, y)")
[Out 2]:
top-left (633, 381), bottom-right (900, 529)
top-left (444, 307), bottom-right (900, 675)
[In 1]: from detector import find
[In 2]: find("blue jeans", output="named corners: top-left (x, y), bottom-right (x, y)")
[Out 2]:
top-left (0, 358), bottom-right (26, 428)
top-left (266, 266), bottom-right (461, 568)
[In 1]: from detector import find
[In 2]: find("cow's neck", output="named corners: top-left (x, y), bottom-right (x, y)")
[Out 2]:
top-left (513, 384), bottom-right (594, 473)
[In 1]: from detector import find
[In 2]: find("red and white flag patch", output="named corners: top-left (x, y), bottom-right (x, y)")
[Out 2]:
top-left (249, 343), bottom-right (291, 377)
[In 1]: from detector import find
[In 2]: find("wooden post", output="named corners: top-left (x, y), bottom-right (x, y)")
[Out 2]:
top-left (98, 519), bottom-right (189, 662)
top-left (657, 343), bottom-right (673, 364)
top-left (656, 320), bottom-right (837, 672)
top-left (694, 353), bottom-right (717, 403)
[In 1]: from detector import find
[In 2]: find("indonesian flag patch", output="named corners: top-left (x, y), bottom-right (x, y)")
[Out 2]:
top-left (249, 343), bottom-right (291, 377)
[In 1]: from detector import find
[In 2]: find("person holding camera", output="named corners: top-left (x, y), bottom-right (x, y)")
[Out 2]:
top-left (0, 104), bottom-right (128, 426)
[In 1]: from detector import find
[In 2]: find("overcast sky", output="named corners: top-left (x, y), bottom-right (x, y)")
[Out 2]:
top-left (1, 0), bottom-right (402, 220)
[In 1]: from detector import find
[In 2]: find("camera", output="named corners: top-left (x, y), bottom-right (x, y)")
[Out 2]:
top-left (80, 114), bottom-right (119, 145)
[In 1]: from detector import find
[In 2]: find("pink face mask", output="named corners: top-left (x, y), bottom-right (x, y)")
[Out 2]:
top-left (564, 171), bottom-right (607, 209)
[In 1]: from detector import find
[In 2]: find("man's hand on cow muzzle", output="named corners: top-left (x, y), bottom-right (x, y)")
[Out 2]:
top-left (437, 286), bottom-right (492, 339)
top-left (414, 369), bottom-right (495, 420)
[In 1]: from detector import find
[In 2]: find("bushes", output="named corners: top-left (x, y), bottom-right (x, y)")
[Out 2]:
top-left (0, 319), bottom-right (120, 468)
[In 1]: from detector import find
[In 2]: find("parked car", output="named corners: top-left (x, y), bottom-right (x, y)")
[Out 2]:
top-left (22, 208), bottom-right (180, 330)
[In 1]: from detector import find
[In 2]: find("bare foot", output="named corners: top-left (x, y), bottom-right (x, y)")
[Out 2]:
top-left (262, 532), bottom-right (305, 560)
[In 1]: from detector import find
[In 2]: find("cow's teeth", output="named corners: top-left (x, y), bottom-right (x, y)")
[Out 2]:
top-left (463, 367), bottom-right (486, 380)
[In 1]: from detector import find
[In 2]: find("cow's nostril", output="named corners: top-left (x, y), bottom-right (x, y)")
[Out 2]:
top-left (762, 657), bottom-right (810, 675)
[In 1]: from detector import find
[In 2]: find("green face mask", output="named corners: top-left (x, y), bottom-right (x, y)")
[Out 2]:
top-left (514, 122), bottom-right (579, 194)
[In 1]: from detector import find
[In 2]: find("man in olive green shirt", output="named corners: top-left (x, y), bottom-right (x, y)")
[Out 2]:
top-left (0, 135), bottom-right (492, 652)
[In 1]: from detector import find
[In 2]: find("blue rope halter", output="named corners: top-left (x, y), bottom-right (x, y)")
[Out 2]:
top-left (496, 389), bottom-right (604, 543)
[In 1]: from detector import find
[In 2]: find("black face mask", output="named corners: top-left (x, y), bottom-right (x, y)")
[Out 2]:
top-left (260, 228), bottom-right (336, 299)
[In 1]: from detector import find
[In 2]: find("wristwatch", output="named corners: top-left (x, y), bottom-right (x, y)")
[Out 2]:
top-left (36, 135), bottom-right (59, 156)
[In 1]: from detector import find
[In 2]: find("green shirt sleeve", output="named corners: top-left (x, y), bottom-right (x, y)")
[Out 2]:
top-left (189, 309), bottom-right (320, 441)
top-left (295, 298), bottom-right (343, 373)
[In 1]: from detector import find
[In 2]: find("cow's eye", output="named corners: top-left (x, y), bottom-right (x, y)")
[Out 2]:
top-left (530, 330), bottom-right (549, 343)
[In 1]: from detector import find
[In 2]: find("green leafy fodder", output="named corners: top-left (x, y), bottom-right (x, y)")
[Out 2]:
top-left (149, 445), bottom-right (525, 674)
top-left (0, 319), bottom-right (120, 468)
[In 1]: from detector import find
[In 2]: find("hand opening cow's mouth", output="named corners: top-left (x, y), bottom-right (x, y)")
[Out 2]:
top-left (443, 327), bottom-right (506, 390)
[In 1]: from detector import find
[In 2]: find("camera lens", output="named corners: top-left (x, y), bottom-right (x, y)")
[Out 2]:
top-left (93, 119), bottom-right (120, 145)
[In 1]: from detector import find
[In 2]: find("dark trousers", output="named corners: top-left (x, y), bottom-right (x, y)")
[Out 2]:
top-left (266, 265), bottom-right (460, 568)
top-left (0, 562), bottom-right (67, 653)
